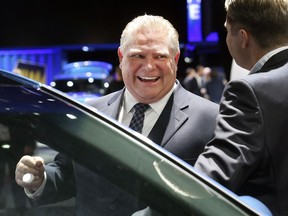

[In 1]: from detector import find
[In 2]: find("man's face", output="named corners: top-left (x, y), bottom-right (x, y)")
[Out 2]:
top-left (118, 30), bottom-right (179, 104)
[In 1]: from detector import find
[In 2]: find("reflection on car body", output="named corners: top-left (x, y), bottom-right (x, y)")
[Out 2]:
top-left (0, 69), bottom-right (272, 215)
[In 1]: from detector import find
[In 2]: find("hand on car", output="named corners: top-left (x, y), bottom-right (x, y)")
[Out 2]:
top-left (15, 155), bottom-right (45, 192)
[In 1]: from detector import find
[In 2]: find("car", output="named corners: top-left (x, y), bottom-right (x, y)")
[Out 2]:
top-left (0, 69), bottom-right (272, 216)
top-left (50, 60), bottom-right (112, 103)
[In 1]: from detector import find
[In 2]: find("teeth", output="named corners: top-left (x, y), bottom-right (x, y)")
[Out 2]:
top-left (139, 76), bottom-right (157, 80)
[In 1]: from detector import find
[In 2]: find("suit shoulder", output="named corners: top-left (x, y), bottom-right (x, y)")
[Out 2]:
top-left (187, 91), bottom-right (218, 106)
top-left (85, 91), bottom-right (119, 108)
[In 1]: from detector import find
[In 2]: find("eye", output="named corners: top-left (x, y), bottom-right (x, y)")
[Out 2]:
top-left (156, 55), bottom-right (168, 59)
top-left (129, 54), bottom-right (144, 59)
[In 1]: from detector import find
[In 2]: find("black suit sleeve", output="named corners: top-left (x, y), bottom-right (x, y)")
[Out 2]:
top-left (194, 79), bottom-right (265, 192)
top-left (35, 153), bottom-right (76, 205)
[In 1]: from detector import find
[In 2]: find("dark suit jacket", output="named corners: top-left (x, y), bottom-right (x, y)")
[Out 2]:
top-left (194, 49), bottom-right (288, 216)
top-left (38, 81), bottom-right (219, 215)
top-left (87, 81), bottom-right (218, 163)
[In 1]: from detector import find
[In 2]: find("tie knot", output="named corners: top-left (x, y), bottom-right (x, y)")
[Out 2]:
top-left (133, 103), bottom-right (150, 113)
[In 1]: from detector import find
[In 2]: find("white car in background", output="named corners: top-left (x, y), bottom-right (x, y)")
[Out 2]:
top-left (50, 60), bottom-right (112, 103)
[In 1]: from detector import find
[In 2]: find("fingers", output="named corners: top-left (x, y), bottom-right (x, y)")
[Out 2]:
top-left (22, 173), bottom-right (35, 183)
top-left (15, 155), bottom-right (45, 191)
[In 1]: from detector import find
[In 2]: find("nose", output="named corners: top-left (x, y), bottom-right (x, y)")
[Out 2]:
top-left (142, 56), bottom-right (156, 70)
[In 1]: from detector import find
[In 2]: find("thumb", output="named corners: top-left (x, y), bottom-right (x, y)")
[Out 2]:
top-left (33, 156), bottom-right (45, 172)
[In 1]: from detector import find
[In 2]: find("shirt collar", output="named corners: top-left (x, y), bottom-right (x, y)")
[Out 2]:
top-left (251, 46), bottom-right (288, 73)
top-left (123, 82), bottom-right (177, 115)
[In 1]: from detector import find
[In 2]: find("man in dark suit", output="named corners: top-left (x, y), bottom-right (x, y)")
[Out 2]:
top-left (194, 0), bottom-right (288, 215)
top-left (15, 14), bottom-right (218, 215)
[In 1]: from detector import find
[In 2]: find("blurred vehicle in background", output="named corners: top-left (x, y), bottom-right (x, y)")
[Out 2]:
top-left (50, 61), bottom-right (112, 103)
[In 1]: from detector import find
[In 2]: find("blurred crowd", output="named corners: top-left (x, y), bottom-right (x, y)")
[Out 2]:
top-left (182, 64), bottom-right (227, 104)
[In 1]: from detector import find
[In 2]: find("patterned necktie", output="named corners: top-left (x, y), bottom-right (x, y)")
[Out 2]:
top-left (129, 103), bottom-right (150, 133)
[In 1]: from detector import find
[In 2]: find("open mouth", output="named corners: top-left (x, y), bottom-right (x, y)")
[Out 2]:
top-left (138, 76), bottom-right (160, 82)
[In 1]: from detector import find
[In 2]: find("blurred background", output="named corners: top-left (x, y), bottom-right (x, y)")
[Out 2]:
top-left (0, 0), bottom-right (240, 101)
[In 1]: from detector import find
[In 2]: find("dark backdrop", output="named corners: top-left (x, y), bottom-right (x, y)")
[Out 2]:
top-left (0, 0), bottom-right (187, 47)
top-left (0, 0), bottom-right (232, 79)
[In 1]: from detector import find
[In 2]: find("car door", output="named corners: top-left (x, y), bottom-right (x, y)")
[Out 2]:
top-left (0, 69), bottom-right (270, 216)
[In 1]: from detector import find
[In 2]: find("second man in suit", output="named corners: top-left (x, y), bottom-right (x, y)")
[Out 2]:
top-left (194, 0), bottom-right (288, 215)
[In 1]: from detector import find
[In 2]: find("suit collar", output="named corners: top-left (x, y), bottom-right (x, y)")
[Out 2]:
top-left (159, 83), bottom-right (190, 146)
top-left (103, 82), bottom-right (190, 146)
top-left (107, 88), bottom-right (125, 106)
top-left (254, 48), bottom-right (288, 73)
top-left (100, 89), bottom-right (124, 119)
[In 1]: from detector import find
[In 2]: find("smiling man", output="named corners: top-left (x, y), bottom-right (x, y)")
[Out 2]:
top-left (87, 14), bottom-right (219, 143)
top-left (16, 15), bottom-right (219, 215)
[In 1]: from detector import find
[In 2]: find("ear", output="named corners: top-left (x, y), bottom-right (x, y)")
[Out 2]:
top-left (174, 51), bottom-right (180, 64)
top-left (117, 48), bottom-right (123, 68)
top-left (239, 29), bottom-right (249, 48)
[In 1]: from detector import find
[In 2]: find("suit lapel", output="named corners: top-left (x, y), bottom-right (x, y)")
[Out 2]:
top-left (153, 84), bottom-right (189, 147)
top-left (99, 90), bottom-right (124, 119)
top-left (148, 94), bottom-right (173, 144)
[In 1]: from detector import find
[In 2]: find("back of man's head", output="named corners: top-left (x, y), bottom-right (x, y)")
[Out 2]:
top-left (225, 0), bottom-right (288, 49)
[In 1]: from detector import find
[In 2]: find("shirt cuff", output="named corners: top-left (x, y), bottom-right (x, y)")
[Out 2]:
top-left (24, 171), bottom-right (47, 200)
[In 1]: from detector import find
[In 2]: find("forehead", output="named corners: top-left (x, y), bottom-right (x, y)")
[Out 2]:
top-left (136, 29), bottom-right (167, 42)
top-left (127, 32), bottom-right (169, 51)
